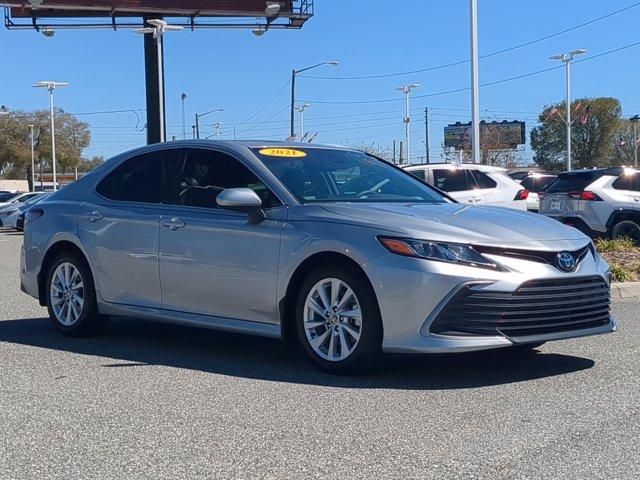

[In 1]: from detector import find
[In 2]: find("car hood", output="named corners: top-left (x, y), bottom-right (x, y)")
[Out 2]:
top-left (318, 202), bottom-right (589, 250)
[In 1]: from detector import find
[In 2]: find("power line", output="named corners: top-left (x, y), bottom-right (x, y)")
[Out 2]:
top-left (301, 40), bottom-right (640, 105)
top-left (233, 78), bottom-right (291, 128)
top-left (300, 2), bottom-right (640, 80)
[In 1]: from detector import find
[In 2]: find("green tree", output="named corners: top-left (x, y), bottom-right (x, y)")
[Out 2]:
top-left (531, 97), bottom-right (622, 172)
top-left (0, 109), bottom-right (91, 189)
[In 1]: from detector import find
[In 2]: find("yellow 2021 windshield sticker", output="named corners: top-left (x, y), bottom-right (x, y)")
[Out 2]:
top-left (258, 148), bottom-right (307, 157)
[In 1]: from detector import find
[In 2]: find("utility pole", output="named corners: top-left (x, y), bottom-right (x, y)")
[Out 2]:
top-left (393, 140), bottom-right (396, 164)
top-left (551, 49), bottom-right (587, 171)
top-left (297, 104), bottom-right (310, 138)
top-left (399, 141), bottom-right (404, 165)
top-left (469, 0), bottom-right (481, 164)
top-left (28, 124), bottom-right (35, 192)
top-left (194, 108), bottom-right (223, 140)
top-left (215, 122), bottom-right (222, 140)
top-left (631, 115), bottom-right (639, 167)
top-left (424, 107), bottom-right (430, 163)
top-left (192, 125), bottom-right (197, 139)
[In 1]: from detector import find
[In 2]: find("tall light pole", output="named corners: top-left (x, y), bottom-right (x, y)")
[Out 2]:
top-left (290, 60), bottom-right (338, 138)
top-left (181, 92), bottom-right (187, 140)
top-left (32, 81), bottom-right (68, 191)
top-left (28, 124), bottom-right (35, 192)
top-left (551, 49), bottom-right (587, 171)
top-left (195, 108), bottom-right (223, 139)
top-left (297, 103), bottom-right (310, 138)
top-left (134, 19), bottom-right (183, 144)
top-left (469, 0), bottom-right (481, 164)
top-left (396, 84), bottom-right (419, 164)
top-left (630, 115), bottom-right (639, 168)
top-left (214, 121), bottom-right (222, 140)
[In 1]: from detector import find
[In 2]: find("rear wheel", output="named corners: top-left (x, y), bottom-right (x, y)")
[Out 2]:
top-left (295, 265), bottom-right (382, 373)
top-left (45, 252), bottom-right (105, 336)
top-left (611, 220), bottom-right (640, 244)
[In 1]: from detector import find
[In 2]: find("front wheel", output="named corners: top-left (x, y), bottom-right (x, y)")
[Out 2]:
top-left (611, 220), bottom-right (640, 244)
top-left (45, 252), bottom-right (105, 336)
top-left (295, 265), bottom-right (382, 373)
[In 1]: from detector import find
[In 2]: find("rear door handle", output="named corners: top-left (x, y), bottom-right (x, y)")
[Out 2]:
top-left (162, 217), bottom-right (186, 231)
top-left (82, 211), bottom-right (103, 223)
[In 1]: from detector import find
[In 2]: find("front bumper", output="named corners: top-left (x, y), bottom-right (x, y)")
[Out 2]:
top-left (363, 249), bottom-right (616, 354)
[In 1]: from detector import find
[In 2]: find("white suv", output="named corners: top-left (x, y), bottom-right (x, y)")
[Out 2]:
top-left (539, 167), bottom-right (640, 241)
top-left (404, 163), bottom-right (528, 210)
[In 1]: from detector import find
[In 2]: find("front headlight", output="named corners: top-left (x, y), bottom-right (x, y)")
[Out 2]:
top-left (377, 236), bottom-right (499, 270)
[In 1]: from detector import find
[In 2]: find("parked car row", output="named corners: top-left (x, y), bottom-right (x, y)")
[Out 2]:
top-left (0, 191), bottom-right (50, 230)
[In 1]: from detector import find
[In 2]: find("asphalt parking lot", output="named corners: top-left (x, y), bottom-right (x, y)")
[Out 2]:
top-left (0, 227), bottom-right (638, 480)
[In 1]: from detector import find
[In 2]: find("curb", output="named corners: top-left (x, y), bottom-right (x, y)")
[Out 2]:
top-left (611, 281), bottom-right (640, 301)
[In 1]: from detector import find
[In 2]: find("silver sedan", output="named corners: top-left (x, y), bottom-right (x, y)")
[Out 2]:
top-left (20, 141), bottom-right (616, 372)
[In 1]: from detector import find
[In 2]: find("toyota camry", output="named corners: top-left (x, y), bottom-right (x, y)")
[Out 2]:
top-left (20, 141), bottom-right (616, 372)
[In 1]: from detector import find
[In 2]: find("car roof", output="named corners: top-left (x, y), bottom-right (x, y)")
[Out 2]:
top-left (404, 162), bottom-right (506, 172)
top-left (558, 167), bottom-right (637, 176)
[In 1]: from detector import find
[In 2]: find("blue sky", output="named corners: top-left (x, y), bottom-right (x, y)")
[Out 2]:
top-left (1, 0), bottom-right (639, 163)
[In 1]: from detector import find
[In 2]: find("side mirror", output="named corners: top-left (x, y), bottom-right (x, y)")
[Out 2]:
top-left (216, 188), bottom-right (266, 224)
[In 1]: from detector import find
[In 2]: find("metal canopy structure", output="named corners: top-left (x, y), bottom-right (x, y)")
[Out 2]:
top-left (4, 1), bottom-right (314, 145)
top-left (4, 1), bottom-right (313, 30)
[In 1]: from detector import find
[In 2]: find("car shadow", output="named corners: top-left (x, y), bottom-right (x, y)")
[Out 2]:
top-left (0, 316), bottom-right (595, 390)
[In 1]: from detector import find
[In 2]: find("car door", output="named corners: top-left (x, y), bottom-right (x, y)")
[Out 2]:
top-left (77, 148), bottom-right (182, 308)
top-left (432, 168), bottom-right (484, 204)
top-left (158, 147), bottom-right (285, 324)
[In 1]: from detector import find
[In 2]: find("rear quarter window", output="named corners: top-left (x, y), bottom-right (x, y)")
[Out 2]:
top-left (612, 173), bottom-right (640, 192)
top-left (470, 170), bottom-right (497, 189)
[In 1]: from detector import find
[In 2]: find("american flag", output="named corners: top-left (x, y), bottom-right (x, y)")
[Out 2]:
top-left (580, 105), bottom-right (590, 125)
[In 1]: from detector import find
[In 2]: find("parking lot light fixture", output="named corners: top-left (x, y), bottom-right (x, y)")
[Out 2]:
top-left (195, 108), bottom-right (224, 139)
top-left (396, 83), bottom-right (420, 165)
top-left (32, 81), bottom-right (68, 191)
top-left (290, 61), bottom-right (338, 138)
top-left (550, 49), bottom-right (587, 171)
top-left (297, 103), bottom-right (310, 138)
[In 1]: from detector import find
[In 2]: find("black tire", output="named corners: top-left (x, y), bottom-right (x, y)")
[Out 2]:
top-left (45, 251), bottom-right (105, 336)
top-left (611, 220), bottom-right (640, 244)
top-left (511, 341), bottom-right (545, 352)
top-left (295, 264), bottom-right (382, 374)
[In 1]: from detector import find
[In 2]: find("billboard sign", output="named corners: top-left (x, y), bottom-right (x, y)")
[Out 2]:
top-left (444, 121), bottom-right (526, 150)
top-left (8, 1), bottom-right (295, 18)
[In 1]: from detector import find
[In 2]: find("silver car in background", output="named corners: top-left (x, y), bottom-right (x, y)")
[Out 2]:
top-left (20, 141), bottom-right (616, 372)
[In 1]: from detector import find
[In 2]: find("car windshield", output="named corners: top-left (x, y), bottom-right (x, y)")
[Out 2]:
top-left (252, 147), bottom-right (448, 204)
top-left (521, 175), bottom-right (557, 192)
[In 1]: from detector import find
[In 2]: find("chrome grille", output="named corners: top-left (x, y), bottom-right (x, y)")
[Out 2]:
top-left (429, 276), bottom-right (611, 339)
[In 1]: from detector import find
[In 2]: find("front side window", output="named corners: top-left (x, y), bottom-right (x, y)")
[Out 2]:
top-left (408, 169), bottom-right (426, 181)
top-left (170, 148), bottom-right (281, 209)
top-left (252, 148), bottom-right (448, 204)
top-left (96, 149), bottom-right (181, 203)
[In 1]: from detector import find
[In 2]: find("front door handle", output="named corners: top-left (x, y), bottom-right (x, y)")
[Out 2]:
top-left (162, 217), bottom-right (186, 231)
top-left (82, 211), bottom-right (103, 223)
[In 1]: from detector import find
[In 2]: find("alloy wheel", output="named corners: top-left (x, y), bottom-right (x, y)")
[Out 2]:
top-left (303, 277), bottom-right (362, 362)
top-left (50, 262), bottom-right (85, 326)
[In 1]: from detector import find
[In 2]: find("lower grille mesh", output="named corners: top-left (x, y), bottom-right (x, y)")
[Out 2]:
top-left (429, 276), bottom-right (610, 338)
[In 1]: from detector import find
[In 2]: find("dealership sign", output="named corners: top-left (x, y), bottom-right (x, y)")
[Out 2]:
top-left (444, 120), bottom-right (526, 150)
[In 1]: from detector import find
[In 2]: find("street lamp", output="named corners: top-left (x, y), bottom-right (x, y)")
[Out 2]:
top-left (550, 48), bottom-right (587, 171)
top-left (181, 92), bottom-right (188, 140)
top-left (396, 83), bottom-right (420, 164)
top-left (297, 104), bottom-right (310, 138)
top-left (290, 60), bottom-right (338, 138)
top-left (32, 81), bottom-right (68, 191)
top-left (631, 115), bottom-right (640, 168)
top-left (134, 19), bottom-right (183, 143)
top-left (28, 125), bottom-right (35, 192)
top-left (214, 121), bottom-right (222, 140)
top-left (195, 108), bottom-right (224, 139)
